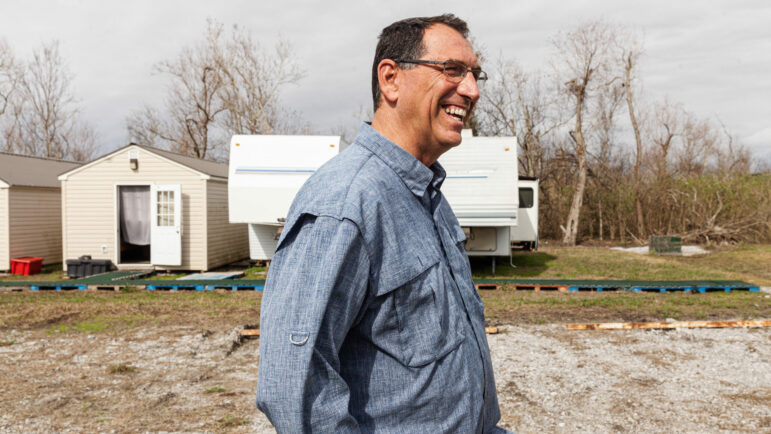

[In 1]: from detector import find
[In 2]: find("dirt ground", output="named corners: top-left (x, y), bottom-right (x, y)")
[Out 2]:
top-left (1, 319), bottom-right (769, 432)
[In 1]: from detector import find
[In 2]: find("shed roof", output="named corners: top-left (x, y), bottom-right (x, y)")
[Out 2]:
top-left (0, 152), bottom-right (82, 188)
top-left (59, 143), bottom-right (229, 180)
top-left (134, 144), bottom-right (229, 178)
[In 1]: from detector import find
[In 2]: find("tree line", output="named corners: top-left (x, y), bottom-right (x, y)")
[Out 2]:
top-left (473, 21), bottom-right (769, 245)
top-left (0, 20), bottom-right (768, 243)
top-left (0, 19), bottom-right (304, 163)
top-left (0, 40), bottom-right (96, 161)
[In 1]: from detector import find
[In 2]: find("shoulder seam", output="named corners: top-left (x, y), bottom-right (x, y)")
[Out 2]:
top-left (341, 151), bottom-right (376, 281)
top-left (341, 151), bottom-right (376, 214)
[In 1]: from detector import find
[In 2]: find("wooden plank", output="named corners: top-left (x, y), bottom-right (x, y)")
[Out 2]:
top-left (238, 329), bottom-right (260, 337)
top-left (88, 285), bottom-right (120, 291)
top-left (514, 285), bottom-right (536, 291)
top-left (485, 326), bottom-right (499, 334)
top-left (568, 320), bottom-right (771, 330)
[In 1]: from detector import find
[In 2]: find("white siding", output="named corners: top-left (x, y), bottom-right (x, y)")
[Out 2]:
top-left (206, 180), bottom-right (248, 269)
top-left (0, 188), bottom-right (8, 270)
top-left (7, 187), bottom-right (63, 265)
top-left (62, 148), bottom-right (207, 270)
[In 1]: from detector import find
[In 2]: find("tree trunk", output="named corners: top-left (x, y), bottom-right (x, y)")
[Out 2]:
top-left (624, 53), bottom-right (645, 239)
top-left (598, 198), bottom-right (604, 241)
top-left (562, 78), bottom-right (589, 246)
top-left (563, 130), bottom-right (588, 246)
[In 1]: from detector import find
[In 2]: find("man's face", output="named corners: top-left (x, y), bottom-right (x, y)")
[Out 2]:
top-left (398, 24), bottom-right (481, 158)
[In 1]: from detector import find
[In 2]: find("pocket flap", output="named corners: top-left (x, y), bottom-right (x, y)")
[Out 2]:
top-left (449, 223), bottom-right (466, 244)
top-left (375, 254), bottom-right (440, 296)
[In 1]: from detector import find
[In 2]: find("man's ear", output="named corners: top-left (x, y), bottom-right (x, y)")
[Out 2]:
top-left (377, 59), bottom-right (399, 104)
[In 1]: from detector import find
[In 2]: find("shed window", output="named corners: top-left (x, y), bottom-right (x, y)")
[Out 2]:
top-left (156, 190), bottom-right (175, 226)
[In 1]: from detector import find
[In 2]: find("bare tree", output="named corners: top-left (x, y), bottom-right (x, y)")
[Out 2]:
top-left (616, 32), bottom-right (646, 239)
top-left (128, 21), bottom-right (228, 159)
top-left (647, 99), bottom-right (683, 177)
top-left (553, 21), bottom-right (616, 245)
top-left (128, 20), bottom-right (305, 160)
top-left (676, 113), bottom-right (718, 176)
top-left (218, 29), bottom-right (304, 135)
top-left (715, 119), bottom-right (751, 175)
top-left (477, 58), bottom-right (563, 178)
top-left (586, 81), bottom-right (625, 240)
top-left (2, 41), bottom-right (96, 160)
top-left (0, 39), bottom-right (19, 118)
top-left (0, 39), bottom-right (21, 153)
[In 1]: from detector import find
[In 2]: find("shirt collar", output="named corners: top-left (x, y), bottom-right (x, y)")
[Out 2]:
top-left (355, 122), bottom-right (446, 198)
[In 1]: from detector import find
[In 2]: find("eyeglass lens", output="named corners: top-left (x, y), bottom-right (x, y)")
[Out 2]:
top-left (444, 61), bottom-right (486, 84)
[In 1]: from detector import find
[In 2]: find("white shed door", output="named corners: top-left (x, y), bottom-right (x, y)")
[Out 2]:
top-left (150, 184), bottom-right (182, 266)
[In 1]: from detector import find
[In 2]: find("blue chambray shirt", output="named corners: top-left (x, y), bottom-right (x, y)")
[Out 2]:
top-left (256, 123), bottom-right (506, 433)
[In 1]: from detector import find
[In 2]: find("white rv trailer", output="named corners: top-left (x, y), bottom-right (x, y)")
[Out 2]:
top-left (228, 135), bottom-right (340, 260)
top-left (438, 130), bottom-right (518, 258)
top-left (510, 177), bottom-right (539, 250)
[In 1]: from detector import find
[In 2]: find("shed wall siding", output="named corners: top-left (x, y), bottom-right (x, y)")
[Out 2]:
top-left (8, 187), bottom-right (63, 265)
top-left (206, 180), bottom-right (248, 269)
top-left (62, 148), bottom-right (207, 270)
top-left (0, 189), bottom-right (8, 270)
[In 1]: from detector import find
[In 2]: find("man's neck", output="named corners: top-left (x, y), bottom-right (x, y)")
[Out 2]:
top-left (371, 113), bottom-right (438, 167)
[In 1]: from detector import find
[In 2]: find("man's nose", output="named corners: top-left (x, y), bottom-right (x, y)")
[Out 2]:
top-left (457, 72), bottom-right (480, 102)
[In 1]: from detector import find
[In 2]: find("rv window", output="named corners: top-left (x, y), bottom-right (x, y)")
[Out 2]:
top-left (519, 187), bottom-right (534, 208)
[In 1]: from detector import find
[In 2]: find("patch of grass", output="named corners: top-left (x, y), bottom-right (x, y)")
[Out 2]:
top-left (45, 313), bottom-right (151, 334)
top-left (50, 320), bottom-right (109, 334)
top-left (0, 291), bottom-right (261, 330)
top-left (478, 290), bottom-right (770, 324)
top-left (471, 244), bottom-right (771, 286)
top-left (0, 339), bottom-right (16, 346)
top-left (218, 415), bottom-right (249, 427)
top-left (204, 386), bottom-right (226, 394)
top-left (109, 363), bottom-right (136, 374)
top-left (242, 265), bottom-right (267, 279)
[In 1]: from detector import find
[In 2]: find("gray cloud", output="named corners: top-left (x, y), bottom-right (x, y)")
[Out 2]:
top-left (0, 0), bottom-right (767, 160)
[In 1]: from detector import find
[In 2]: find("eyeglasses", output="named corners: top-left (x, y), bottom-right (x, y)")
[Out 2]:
top-left (394, 59), bottom-right (488, 84)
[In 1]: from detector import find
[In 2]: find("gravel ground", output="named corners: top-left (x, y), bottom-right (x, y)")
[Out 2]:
top-left (1, 324), bottom-right (768, 433)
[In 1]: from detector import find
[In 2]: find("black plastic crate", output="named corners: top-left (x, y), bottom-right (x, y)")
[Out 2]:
top-left (66, 256), bottom-right (113, 278)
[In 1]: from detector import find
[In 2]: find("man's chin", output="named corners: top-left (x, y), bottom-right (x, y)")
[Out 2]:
top-left (440, 130), bottom-right (464, 148)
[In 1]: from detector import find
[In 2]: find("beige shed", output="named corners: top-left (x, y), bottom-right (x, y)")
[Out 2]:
top-left (58, 144), bottom-right (248, 272)
top-left (0, 153), bottom-right (81, 271)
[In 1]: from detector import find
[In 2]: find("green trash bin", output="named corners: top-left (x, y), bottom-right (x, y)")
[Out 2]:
top-left (649, 236), bottom-right (682, 255)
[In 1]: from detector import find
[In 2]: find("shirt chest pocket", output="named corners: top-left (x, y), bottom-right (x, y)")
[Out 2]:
top-left (371, 256), bottom-right (466, 367)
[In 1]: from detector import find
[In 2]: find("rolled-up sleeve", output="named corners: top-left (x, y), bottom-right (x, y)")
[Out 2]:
top-left (256, 213), bottom-right (370, 433)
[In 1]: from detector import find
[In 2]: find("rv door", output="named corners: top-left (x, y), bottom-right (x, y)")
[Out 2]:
top-left (150, 184), bottom-right (182, 266)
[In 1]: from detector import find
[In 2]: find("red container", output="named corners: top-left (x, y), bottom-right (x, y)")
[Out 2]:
top-left (10, 257), bottom-right (43, 276)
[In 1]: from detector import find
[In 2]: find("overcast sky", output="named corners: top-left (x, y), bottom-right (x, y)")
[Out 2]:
top-left (1, 0), bottom-right (769, 161)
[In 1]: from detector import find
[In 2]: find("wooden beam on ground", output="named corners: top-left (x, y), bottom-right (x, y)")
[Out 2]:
top-left (485, 326), bottom-right (499, 334)
top-left (238, 329), bottom-right (260, 337)
top-left (568, 320), bottom-right (771, 331)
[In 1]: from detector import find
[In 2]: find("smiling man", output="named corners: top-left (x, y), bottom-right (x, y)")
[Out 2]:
top-left (256, 14), bottom-right (509, 433)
